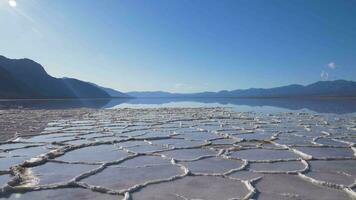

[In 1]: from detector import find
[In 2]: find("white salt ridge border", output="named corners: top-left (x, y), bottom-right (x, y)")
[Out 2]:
top-left (298, 173), bottom-right (356, 199)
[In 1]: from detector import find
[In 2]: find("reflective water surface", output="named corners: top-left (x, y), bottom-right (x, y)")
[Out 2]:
top-left (1, 97), bottom-right (356, 114)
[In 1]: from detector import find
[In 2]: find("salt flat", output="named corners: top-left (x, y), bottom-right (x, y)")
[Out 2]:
top-left (0, 108), bottom-right (355, 200)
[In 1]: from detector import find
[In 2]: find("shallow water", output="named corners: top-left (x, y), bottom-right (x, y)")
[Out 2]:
top-left (1, 97), bottom-right (356, 114)
top-left (0, 107), bottom-right (355, 200)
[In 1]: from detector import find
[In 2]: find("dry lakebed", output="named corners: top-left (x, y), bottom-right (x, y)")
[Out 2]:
top-left (0, 107), bottom-right (355, 200)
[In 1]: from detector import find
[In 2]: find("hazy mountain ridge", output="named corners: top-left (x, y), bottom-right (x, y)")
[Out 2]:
top-left (126, 91), bottom-right (181, 98)
top-left (1, 55), bottom-right (355, 99)
top-left (88, 82), bottom-right (130, 98)
top-left (0, 56), bottom-right (111, 99)
top-left (127, 80), bottom-right (356, 98)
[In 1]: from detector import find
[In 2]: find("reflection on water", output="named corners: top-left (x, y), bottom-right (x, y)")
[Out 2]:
top-left (0, 98), bottom-right (356, 114)
top-left (0, 99), bottom-right (115, 109)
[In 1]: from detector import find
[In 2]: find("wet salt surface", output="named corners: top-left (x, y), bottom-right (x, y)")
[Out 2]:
top-left (4, 188), bottom-right (121, 200)
top-left (0, 107), bottom-right (355, 200)
top-left (255, 174), bottom-right (350, 200)
top-left (56, 144), bottom-right (130, 163)
top-left (82, 164), bottom-right (183, 191)
top-left (29, 162), bottom-right (99, 185)
top-left (0, 175), bottom-right (10, 187)
top-left (131, 176), bottom-right (249, 200)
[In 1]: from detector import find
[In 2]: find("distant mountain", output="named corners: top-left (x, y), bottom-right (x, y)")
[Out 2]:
top-left (99, 86), bottom-right (131, 98)
top-left (88, 83), bottom-right (130, 98)
top-left (0, 55), bottom-right (110, 99)
top-left (2, 55), bottom-right (355, 99)
top-left (127, 91), bottom-right (181, 98)
top-left (0, 65), bottom-right (37, 98)
top-left (127, 80), bottom-right (356, 98)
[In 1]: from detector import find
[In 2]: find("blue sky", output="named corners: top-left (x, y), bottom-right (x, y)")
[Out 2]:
top-left (1, 0), bottom-right (356, 92)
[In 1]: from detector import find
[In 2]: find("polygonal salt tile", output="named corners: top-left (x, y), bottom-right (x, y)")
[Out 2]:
top-left (125, 144), bottom-right (168, 153)
top-left (0, 143), bottom-right (37, 151)
top-left (171, 127), bottom-right (198, 135)
top-left (259, 142), bottom-right (283, 148)
top-left (248, 161), bottom-right (305, 173)
top-left (119, 155), bottom-right (170, 167)
top-left (274, 136), bottom-right (314, 146)
top-left (57, 144), bottom-right (130, 163)
top-left (161, 148), bottom-right (217, 160)
top-left (134, 130), bottom-right (172, 139)
top-left (230, 149), bottom-right (299, 161)
top-left (297, 130), bottom-right (326, 137)
top-left (43, 125), bottom-right (64, 132)
top-left (0, 156), bottom-right (27, 171)
top-left (82, 164), bottom-right (182, 190)
top-left (120, 129), bottom-right (149, 137)
top-left (215, 129), bottom-right (241, 135)
top-left (306, 160), bottom-right (356, 186)
top-left (148, 138), bottom-right (205, 148)
top-left (0, 174), bottom-right (11, 187)
top-left (338, 137), bottom-right (356, 144)
top-left (10, 146), bottom-right (49, 158)
top-left (315, 138), bottom-right (349, 147)
top-left (295, 147), bottom-right (354, 159)
top-left (4, 188), bottom-right (121, 200)
top-left (116, 140), bottom-right (148, 148)
top-left (152, 122), bottom-right (180, 129)
top-left (24, 134), bottom-right (75, 143)
top-left (63, 139), bottom-right (93, 146)
top-left (177, 131), bottom-right (221, 141)
top-left (195, 124), bottom-right (221, 131)
top-left (79, 133), bottom-right (111, 140)
top-left (64, 125), bottom-right (97, 131)
top-left (210, 138), bottom-right (240, 145)
top-left (255, 174), bottom-right (350, 200)
top-left (237, 132), bottom-right (274, 141)
top-left (90, 136), bottom-right (121, 143)
top-left (1, 146), bottom-right (50, 170)
top-left (28, 162), bottom-right (99, 185)
top-left (235, 141), bottom-right (259, 147)
top-left (228, 170), bottom-right (262, 180)
top-left (131, 175), bottom-right (249, 200)
top-left (179, 157), bottom-right (244, 174)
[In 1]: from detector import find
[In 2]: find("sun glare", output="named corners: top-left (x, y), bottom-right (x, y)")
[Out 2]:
top-left (8, 0), bottom-right (17, 7)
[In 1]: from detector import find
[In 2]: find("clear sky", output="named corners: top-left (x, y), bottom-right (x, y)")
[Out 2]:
top-left (1, 0), bottom-right (356, 92)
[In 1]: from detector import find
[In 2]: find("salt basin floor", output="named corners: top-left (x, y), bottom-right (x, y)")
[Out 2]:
top-left (0, 107), bottom-right (355, 200)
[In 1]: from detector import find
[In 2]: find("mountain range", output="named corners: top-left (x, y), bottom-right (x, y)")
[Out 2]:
top-left (0, 55), bottom-right (127, 99)
top-left (127, 80), bottom-right (356, 98)
top-left (0, 55), bottom-right (356, 99)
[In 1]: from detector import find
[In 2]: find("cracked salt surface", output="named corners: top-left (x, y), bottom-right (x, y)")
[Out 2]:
top-left (82, 164), bottom-right (183, 191)
top-left (27, 162), bottom-right (99, 185)
top-left (256, 174), bottom-right (351, 200)
top-left (0, 107), bottom-right (355, 199)
top-left (131, 175), bottom-right (250, 200)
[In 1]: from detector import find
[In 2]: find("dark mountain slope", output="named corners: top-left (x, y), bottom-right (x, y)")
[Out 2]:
top-left (0, 55), bottom-right (110, 99)
top-left (0, 65), bottom-right (37, 98)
